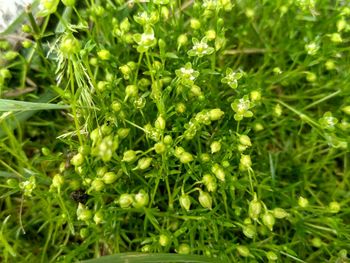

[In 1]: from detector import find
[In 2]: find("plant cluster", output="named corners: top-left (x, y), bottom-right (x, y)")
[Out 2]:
top-left (0, 0), bottom-right (349, 262)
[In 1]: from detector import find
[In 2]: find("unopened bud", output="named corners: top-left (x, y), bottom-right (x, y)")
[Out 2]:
top-left (177, 243), bottom-right (190, 254)
top-left (179, 152), bottom-right (194, 164)
top-left (249, 194), bottom-right (262, 220)
top-left (102, 172), bottom-right (119, 184)
top-left (179, 194), bottom-right (191, 211)
top-left (122, 150), bottom-right (137, 162)
top-left (237, 245), bottom-right (250, 257)
top-left (71, 153), bottom-right (84, 166)
top-left (298, 196), bottom-right (309, 208)
top-left (198, 190), bottom-right (212, 209)
top-left (133, 190), bottom-right (149, 208)
top-left (262, 213), bottom-right (275, 231)
top-left (209, 108), bottom-right (224, 121)
top-left (93, 210), bottom-right (104, 224)
top-left (211, 163), bottom-right (225, 182)
top-left (119, 193), bottom-right (133, 208)
top-left (159, 233), bottom-right (170, 247)
top-left (137, 157), bottom-right (152, 170)
top-left (210, 141), bottom-right (221, 154)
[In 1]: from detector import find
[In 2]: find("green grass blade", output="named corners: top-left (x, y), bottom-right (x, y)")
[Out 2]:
top-left (0, 99), bottom-right (70, 111)
top-left (80, 253), bottom-right (226, 263)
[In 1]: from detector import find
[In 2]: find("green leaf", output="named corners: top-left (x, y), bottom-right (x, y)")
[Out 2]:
top-left (80, 253), bottom-right (227, 263)
top-left (0, 99), bottom-right (70, 112)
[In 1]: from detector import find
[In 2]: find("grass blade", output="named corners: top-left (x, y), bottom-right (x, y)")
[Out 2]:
top-left (0, 99), bottom-right (70, 111)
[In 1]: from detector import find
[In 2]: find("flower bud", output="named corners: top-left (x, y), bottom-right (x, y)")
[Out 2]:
top-left (120, 18), bottom-right (130, 32)
top-left (122, 150), bottom-right (137, 162)
top-left (6, 178), bottom-right (18, 188)
top-left (111, 101), bottom-right (122, 113)
top-left (311, 237), bottom-right (322, 248)
top-left (237, 245), bottom-right (250, 257)
top-left (249, 194), bottom-right (262, 220)
top-left (330, 33), bottom-right (342, 43)
top-left (250, 90), bottom-right (261, 101)
top-left (205, 29), bottom-right (216, 40)
top-left (177, 34), bottom-right (188, 48)
top-left (209, 108), bottom-right (224, 121)
top-left (133, 190), bottom-right (149, 208)
top-left (80, 228), bottom-right (89, 238)
top-left (125, 85), bottom-right (138, 98)
top-left (298, 196), bottom-right (309, 208)
top-left (274, 104), bottom-right (282, 117)
top-left (262, 213), bottom-right (275, 231)
top-left (163, 135), bottom-right (173, 145)
top-left (198, 190), bottom-right (212, 209)
top-left (202, 174), bottom-right (217, 192)
top-left (154, 142), bottom-right (166, 154)
top-left (98, 49), bottom-right (111, 60)
top-left (52, 174), bottom-right (64, 188)
top-left (91, 178), bottom-right (105, 192)
top-left (155, 115), bottom-right (166, 130)
top-left (71, 153), bottom-right (84, 166)
top-left (93, 210), bottom-right (104, 224)
top-left (306, 72), bottom-right (316, 82)
top-left (243, 224), bottom-right (256, 238)
top-left (254, 123), bottom-right (264, 131)
top-left (210, 141), bottom-right (221, 154)
top-left (239, 154), bottom-right (252, 171)
top-left (141, 245), bottom-right (151, 252)
top-left (117, 128), bottom-right (130, 139)
top-left (239, 135), bottom-right (252, 147)
top-left (159, 233), bottom-right (170, 247)
top-left (137, 157), bottom-right (152, 170)
top-left (60, 34), bottom-right (81, 57)
top-left (179, 194), bottom-right (191, 211)
top-left (190, 18), bottom-right (201, 30)
top-left (179, 152), bottom-right (194, 164)
top-left (272, 207), bottom-right (289, 219)
top-left (200, 153), bottom-right (211, 162)
top-left (211, 163), bottom-right (225, 182)
top-left (119, 193), bottom-right (133, 208)
top-left (342, 106), bottom-right (350, 115)
top-left (77, 203), bottom-right (92, 221)
top-left (266, 251), bottom-right (278, 261)
top-left (176, 103), bottom-right (186, 113)
top-left (177, 243), bottom-right (190, 254)
top-left (102, 172), bottom-right (118, 184)
top-left (328, 201), bottom-right (341, 213)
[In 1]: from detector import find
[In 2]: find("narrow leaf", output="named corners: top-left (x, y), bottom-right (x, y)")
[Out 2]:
top-left (0, 99), bottom-right (70, 112)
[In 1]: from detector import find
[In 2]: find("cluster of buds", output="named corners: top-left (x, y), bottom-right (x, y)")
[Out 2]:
top-left (117, 190), bottom-right (149, 209)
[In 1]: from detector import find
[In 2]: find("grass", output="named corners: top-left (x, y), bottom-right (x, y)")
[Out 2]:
top-left (0, 0), bottom-right (350, 262)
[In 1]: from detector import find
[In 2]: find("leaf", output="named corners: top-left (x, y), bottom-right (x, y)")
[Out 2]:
top-left (80, 253), bottom-right (227, 263)
top-left (0, 99), bottom-right (70, 112)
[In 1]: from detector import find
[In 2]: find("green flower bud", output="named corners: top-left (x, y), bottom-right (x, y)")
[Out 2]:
top-left (237, 245), bottom-right (250, 257)
top-left (262, 213), bottom-right (275, 231)
top-left (190, 18), bottom-right (201, 30)
top-left (325, 60), bottom-right (335, 70)
top-left (102, 172), bottom-right (119, 184)
top-left (125, 85), bottom-right (138, 98)
top-left (141, 245), bottom-right (151, 252)
top-left (243, 224), bottom-right (256, 239)
top-left (311, 237), bottom-right (322, 248)
top-left (202, 174), bottom-right (217, 192)
top-left (90, 128), bottom-right (102, 142)
top-left (179, 194), bottom-right (191, 211)
top-left (177, 34), bottom-right (188, 48)
top-left (209, 108), bottom-right (224, 121)
top-left (22, 40), bottom-right (32, 48)
top-left (97, 49), bottom-right (111, 60)
top-left (71, 153), bottom-right (84, 166)
top-left (120, 18), bottom-right (130, 32)
top-left (163, 135), bottom-right (173, 145)
top-left (93, 210), bottom-right (104, 224)
top-left (52, 174), bottom-right (64, 188)
top-left (249, 194), bottom-right (262, 220)
top-left (239, 154), bottom-right (252, 171)
top-left (254, 123), bottom-right (264, 131)
top-left (239, 134), bottom-right (252, 147)
top-left (137, 157), bottom-right (152, 170)
top-left (97, 81), bottom-right (108, 92)
top-left (179, 152), bottom-right (194, 164)
top-left (330, 33), bottom-right (342, 43)
top-left (60, 34), bottom-right (81, 57)
top-left (22, 24), bottom-right (31, 33)
top-left (122, 150), bottom-right (137, 162)
top-left (205, 29), bottom-right (216, 40)
top-left (6, 178), bottom-right (18, 188)
top-left (174, 147), bottom-right (185, 158)
top-left (273, 208), bottom-right (289, 219)
top-left (117, 128), bottom-right (130, 139)
top-left (119, 193), bottom-right (133, 208)
top-left (77, 203), bottom-right (92, 221)
top-left (78, 145), bottom-right (90, 155)
top-left (274, 104), bottom-right (282, 117)
top-left (342, 106), bottom-right (350, 115)
top-left (328, 201), bottom-right (341, 213)
top-left (198, 190), bottom-right (212, 209)
top-left (80, 228), bottom-right (89, 238)
top-left (266, 251), bottom-right (278, 261)
top-left (306, 72), bottom-right (317, 82)
top-left (112, 101), bottom-right (122, 112)
top-left (154, 142), bottom-right (166, 154)
top-left (250, 90), bottom-right (261, 101)
top-left (159, 233), bottom-right (170, 247)
top-left (210, 141), bottom-right (221, 154)
top-left (176, 103), bottom-right (186, 113)
top-left (177, 243), bottom-right (191, 254)
top-left (298, 196), bottom-right (309, 208)
top-left (97, 166), bottom-right (107, 177)
top-left (200, 153), bottom-right (211, 162)
top-left (91, 178), bottom-right (105, 192)
top-left (155, 115), bottom-right (166, 130)
top-left (211, 163), bottom-right (225, 182)
top-left (133, 190), bottom-right (149, 208)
